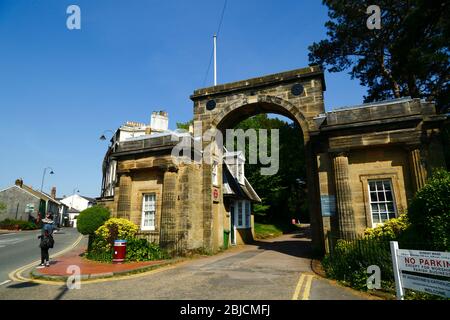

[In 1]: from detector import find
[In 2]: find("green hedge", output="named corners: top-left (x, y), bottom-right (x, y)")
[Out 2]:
top-left (77, 206), bottom-right (110, 236)
top-left (406, 169), bottom-right (450, 251)
top-left (0, 219), bottom-right (38, 230)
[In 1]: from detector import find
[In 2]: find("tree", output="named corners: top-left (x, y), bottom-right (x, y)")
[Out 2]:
top-left (309, 0), bottom-right (449, 112)
top-left (405, 169), bottom-right (450, 251)
top-left (176, 120), bottom-right (193, 131)
top-left (234, 114), bottom-right (307, 223)
top-left (0, 202), bottom-right (6, 213)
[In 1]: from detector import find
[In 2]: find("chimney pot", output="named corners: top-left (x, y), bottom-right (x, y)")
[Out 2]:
top-left (51, 187), bottom-right (57, 199)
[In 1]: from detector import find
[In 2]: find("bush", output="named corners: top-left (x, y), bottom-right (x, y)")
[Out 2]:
top-left (126, 238), bottom-right (167, 262)
top-left (407, 169), bottom-right (450, 251)
top-left (323, 237), bottom-right (393, 291)
top-left (0, 219), bottom-right (38, 230)
top-left (364, 214), bottom-right (410, 241)
top-left (76, 206), bottom-right (110, 236)
top-left (93, 218), bottom-right (138, 252)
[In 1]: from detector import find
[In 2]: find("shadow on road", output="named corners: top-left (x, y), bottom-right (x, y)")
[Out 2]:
top-left (253, 226), bottom-right (313, 259)
top-left (7, 282), bottom-right (40, 289)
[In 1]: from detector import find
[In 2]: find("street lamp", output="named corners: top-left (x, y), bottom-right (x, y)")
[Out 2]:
top-left (99, 130), bottom-right (114, 141)
top-left (40, 167), bottom-right (55, 192)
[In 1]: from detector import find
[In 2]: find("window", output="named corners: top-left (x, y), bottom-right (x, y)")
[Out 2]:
top-left (245, 201), bottom-right (251, 227)
top-left (141, 194), bottom-right (156, 231)
top-left (212, 161), bottom-right (218, 186)
top-left (237, 201), bottom-right (243, 227)
top-left (368, 180), bottom-right (396, 225)
top-left (234, 200), bottom-right (251, 229)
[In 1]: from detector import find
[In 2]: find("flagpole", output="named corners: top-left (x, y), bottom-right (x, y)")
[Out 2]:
top-left (213, 34), bottom-right (217, 86)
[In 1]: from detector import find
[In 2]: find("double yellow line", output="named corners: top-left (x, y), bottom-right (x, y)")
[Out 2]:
top-left (9, 234), bottom-right (83, 282)
top-left (292, 273), bottom-right (314, 300)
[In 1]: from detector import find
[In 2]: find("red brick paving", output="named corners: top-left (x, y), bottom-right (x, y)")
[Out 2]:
top-left (37, 247), bottom-right (164, 276)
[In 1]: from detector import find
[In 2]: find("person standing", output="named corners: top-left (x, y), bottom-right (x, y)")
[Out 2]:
top-left (37, 213), bottom-right (55, 268)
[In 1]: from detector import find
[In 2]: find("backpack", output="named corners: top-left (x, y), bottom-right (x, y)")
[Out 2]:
top-left (40, 234), bottom-right (54, 249)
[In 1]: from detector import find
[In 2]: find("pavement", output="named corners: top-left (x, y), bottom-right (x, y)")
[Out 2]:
top-left (30, 245), bottom-right (170, 280)
top-left (0, 226), bottom-right (379, 300)
top-left (0, 227), bottom-right (81, 286)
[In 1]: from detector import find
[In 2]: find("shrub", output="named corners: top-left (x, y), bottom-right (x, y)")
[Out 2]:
top-left (323, 237), bottom-right (393, 291)
top-left (0, 219), bottom-right (38, 230)
top-left (126, 238), bottom-right (167, 262)
top-left (364, 214), bottom-right (410, 241)
top-left (406, 169), bottom-right (450, 251)
top-left (92, 218), bottom-right (139, 253)
top-left (76, 206), bottom-right (110, 236)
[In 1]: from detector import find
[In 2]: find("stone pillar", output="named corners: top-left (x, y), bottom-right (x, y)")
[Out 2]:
top-left (116, 173), bottom-right (131, 219)
top-left (332, 153), bottom-right (356, 240)
top-left (409, 148), bottom-right (427, 192)
top-left (159, 168), bottom-right (178, 252)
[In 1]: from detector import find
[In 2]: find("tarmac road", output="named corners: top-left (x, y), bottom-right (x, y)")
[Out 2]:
top-left (0, 228), bottom-right (81, 286)
top-left (0, 227), bottom-right (376, 300)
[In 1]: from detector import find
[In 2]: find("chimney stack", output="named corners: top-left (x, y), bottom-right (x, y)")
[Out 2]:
top-left (51, 187), bottom-right (57, 199)
top-left (150, 111), bottom-right (169, 133)
top-left (15, 179), bottom-right (23, 188)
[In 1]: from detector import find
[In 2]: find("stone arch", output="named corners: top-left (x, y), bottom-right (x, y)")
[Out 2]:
top-left (210, 95), bottom-right (311, 141)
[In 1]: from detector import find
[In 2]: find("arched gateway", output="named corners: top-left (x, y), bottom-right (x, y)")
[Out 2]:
top-left (99, 66), bottom-right (446, 255)
top-left (190, 65), bottom-right (446, 254)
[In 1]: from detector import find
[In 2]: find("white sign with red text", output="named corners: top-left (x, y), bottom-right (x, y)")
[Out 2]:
top-left (397, 249), bottom-right (450, 277)
top-left (390, 241), bottom-right (450, 299)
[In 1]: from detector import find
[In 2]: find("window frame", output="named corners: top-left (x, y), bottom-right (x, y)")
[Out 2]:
top-left (367, 179), bottom-right (397, 227)
top-left (141, 193), bottom-right (156, 231)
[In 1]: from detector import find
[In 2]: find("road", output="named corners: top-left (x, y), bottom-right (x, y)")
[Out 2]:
top-left (0, 228), bottom-right (81, 286)
top-left (0, 228), bottom-right (376, 300)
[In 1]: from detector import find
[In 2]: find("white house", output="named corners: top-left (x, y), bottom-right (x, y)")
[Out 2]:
top-left (59, 194), bottom-right (95, 227)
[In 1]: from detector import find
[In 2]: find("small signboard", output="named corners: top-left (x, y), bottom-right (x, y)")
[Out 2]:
top-left (320, 195), bottom-right (336, 217)
top-left (402, 274), bottom-right (450, 298)
top-left (390, 241), bottom-right (450, 299)
top-left (212, 187), bottom-right (220, 203)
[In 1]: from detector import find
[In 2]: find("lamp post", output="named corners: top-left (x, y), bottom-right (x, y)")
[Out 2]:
top-left (40, 167), bottom-right (54, 192)
top-left (99, 130), bottom-right (114, 141)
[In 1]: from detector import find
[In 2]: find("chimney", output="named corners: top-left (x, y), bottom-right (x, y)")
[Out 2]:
top-left (51, 187), bottom-right (57, 199)
top-left (150, 111), bottom-right (169, 132)
top-left (15, 179), bottom-right (23, 188)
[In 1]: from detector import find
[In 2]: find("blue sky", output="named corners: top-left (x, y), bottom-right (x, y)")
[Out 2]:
top-left (0, 0), bottom-right (367, 197)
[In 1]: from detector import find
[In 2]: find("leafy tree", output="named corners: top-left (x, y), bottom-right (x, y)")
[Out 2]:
top-left (234, 114), bottom-right (307, 223)
top-left (309, 0), bottom-right (449, 112)
top-left (176, 120), bottom-right (193, 131)
top-left (0, 202), bottom-right (6, 213)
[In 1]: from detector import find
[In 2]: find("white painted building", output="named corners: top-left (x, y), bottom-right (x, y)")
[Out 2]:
top-left (60, 194), bottom-right (95, 227)
top-left (101, 111), bottom-right (170, 197)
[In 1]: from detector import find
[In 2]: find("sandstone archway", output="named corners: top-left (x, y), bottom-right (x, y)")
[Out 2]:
top-left (190, 66), bottom-right (327, 253)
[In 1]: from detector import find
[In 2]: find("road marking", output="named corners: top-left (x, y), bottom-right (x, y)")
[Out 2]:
top-left (9, 234), bottom-right (83, 283)
top-left (292, 273), bottom-right (315, 300)
top-left (292, 274), bottom-right (306, 300)
top-left (0, 280), bottom-right (11, 286)
top-left (302, 275), bottom-right (314, 300)
top-left (20, 263), bottom-right (177, 286)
